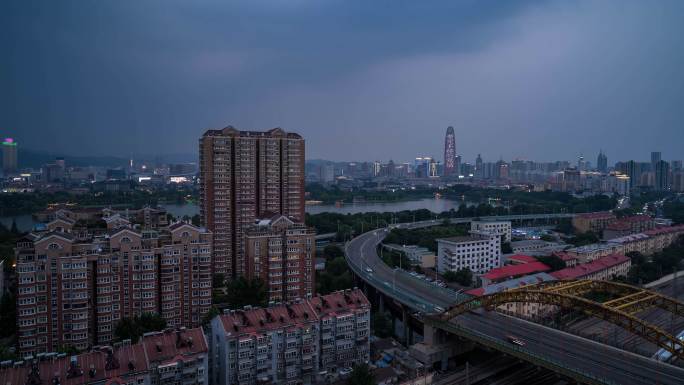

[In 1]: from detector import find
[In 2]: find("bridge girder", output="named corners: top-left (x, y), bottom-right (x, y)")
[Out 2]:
top-left (441, 280), bottom-right (684, 360)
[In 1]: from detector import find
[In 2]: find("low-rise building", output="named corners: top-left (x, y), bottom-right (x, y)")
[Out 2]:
top-left (603, 215), bottom-right (656, 240)
top-left (470, 220), bottom-right (512, 242)
top-left (550, 254), bottom-right (631, 280)
top-left (436, 231), bottom-right (502, 276)
top-left (572, 212), bottom-right (616, 234)
top-left (564, 243), bottom-right (624, 263)
top-left (210, 289), bottom-right (370, 385)
top-left (0, 327), bottom-right (208, 385)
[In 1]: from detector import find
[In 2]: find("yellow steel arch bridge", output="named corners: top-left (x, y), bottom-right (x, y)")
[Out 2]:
top-left (439, 279), bottom-right (684, 361)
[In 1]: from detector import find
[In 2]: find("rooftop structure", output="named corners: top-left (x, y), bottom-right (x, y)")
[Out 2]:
top-left (481, 261), bottom-right (551, 287)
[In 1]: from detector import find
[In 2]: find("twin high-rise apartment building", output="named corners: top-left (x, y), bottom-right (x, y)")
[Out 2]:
top-left (199, 127), bottom-right (306, 279)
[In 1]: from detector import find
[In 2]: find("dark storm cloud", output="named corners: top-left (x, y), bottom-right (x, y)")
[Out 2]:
top-left (1, 0), bottom-right (683, 164)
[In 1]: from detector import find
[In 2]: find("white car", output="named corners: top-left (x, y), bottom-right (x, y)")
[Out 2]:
top-left (365, 267), bottom-right (373, 273)
top-left (339, 368), bottom-right (353, 377)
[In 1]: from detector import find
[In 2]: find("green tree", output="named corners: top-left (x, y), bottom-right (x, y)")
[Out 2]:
top-left (10, 220), bottom-right (18, 234)
top-left (537, 255), bottom-right (566, 272)
top-left (191, 214), bottom-right (201, 226)
top-left (225, 277), bottom-right (268, 309)
top-left (347, 363), bottom-right (375, 385)
top-left (442, 270), bottom-right (458, 282)
top-left (213, 273), bottom-right (226, 288)
top-left (201, 306), bottom-right (221, 326)
top-left (371, 311), bottom-right (393, 338)
top-left (453, 268), bottom-right (473, 286)
top-left (316, 256), bottom-right (354, 295)
top-left (0, 292), bottom-right (16, 338)
top-left (501, 242), bottom-right (513, 254)
top-left (114, 313), bottom-right (167, 343)
top-left (323, 244), bottom-right (344, 260)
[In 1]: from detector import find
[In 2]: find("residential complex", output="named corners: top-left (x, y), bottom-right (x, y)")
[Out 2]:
top-left (244, 215), bottom-right (316, 303)
top-left (0, 327), bottom-right (208, 385)
top-left (436, 231), bottom-right (502, 276)
top-left (210, 289), bottom-right (371, 385)
top-left (199, 126), bottom-right (306, 279)
top-left (15, 208), bottom-right (212, 355)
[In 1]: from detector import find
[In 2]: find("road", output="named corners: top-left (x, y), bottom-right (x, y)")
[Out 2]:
top-left (344, 214), bottom-right (684, 385)
top-left (457, 311), bottom-right (684, 385)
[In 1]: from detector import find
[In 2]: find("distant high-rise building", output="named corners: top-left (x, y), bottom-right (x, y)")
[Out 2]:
top-left (1, 138), bottom-right (17, 174)
top-left (443, 126), bottom-right (456, 176)
top-left (654, 160), bottom-right (670, 191)
top-left (454, 155), bottom-right (462, 176)
top-left (199, 126), bottom-right (305, 279)
top-left (672, 160), bottom-right (683, 172)
top-left (597, 151), bottom-right (608, 173)
top-left (372, 161), bottom-right (381, 177)
top-left (651, 152), bottom-right (662, 171)
top-left (475, 154), bottom-right (483, 178)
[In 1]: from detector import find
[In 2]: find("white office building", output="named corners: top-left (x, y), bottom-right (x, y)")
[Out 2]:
top-left (470, 220), bottom-right (512, 242)
top-left (437, 231), bottom-right (502, 275)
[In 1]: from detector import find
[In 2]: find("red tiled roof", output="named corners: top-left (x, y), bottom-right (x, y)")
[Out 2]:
top-left (142, 328), bottom-right (208, 366)
top-left (643, 224), bottom-right (684, 236)
top-left (0, 328), bottom-right (208, 385)
top-left (218, 289), bottom-right (371, 336)
top-left (482, 262), bottom-right (551, 281)
top-left (507, 254), bottom-right (537, 264)
top-left (621, 215), bottom-right (653, 223)
top-left (605, 221), bottom-right (631, 231)
top-left (575, 212), bottom-right (615, 220)
top-left (550, 254), bottom-right (630, 280)
top-left (0, 341), bottom-right (149, 385)
top-left (465, 288), bottom-right (485, 296)
top-left (553, 252), bottom-right (578, 262)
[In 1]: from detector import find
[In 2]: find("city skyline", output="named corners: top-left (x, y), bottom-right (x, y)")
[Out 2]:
top-left (3, 1), bottom-right (684, 162)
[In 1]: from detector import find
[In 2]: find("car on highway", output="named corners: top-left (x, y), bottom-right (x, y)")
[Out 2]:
top-left (338, 367), bottom-right (353, 377)
top-left (506, 335), bottom-right (525, 346)
top-left (365, 267), bottom-right (373, 273)
top-left (433, 306), bottom-right (445, 313)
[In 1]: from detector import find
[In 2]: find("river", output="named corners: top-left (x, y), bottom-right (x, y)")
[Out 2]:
top-left (1, 198), bottom-right (480, 232)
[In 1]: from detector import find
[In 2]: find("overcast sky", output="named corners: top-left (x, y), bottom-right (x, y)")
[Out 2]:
top-left (2, 0), bottom-right (683, 164)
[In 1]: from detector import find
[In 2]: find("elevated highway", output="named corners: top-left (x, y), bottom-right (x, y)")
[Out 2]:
top-left (344, 214), bottom-right (684, 385)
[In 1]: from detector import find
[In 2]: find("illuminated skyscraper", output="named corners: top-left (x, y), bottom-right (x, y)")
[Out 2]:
top-left (2, 138), bottom-right (18, 174)
top-left (443, 126), bottom-right (456, 176)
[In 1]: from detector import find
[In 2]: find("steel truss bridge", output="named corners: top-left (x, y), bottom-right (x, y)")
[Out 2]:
top-left (439, 279), bottom-right (684, 361)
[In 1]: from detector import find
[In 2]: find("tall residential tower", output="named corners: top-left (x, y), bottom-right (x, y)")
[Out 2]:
top-left (443, 126), bottom-right (456, 176)
top-left (199, 126), bottom-right (305, 279)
